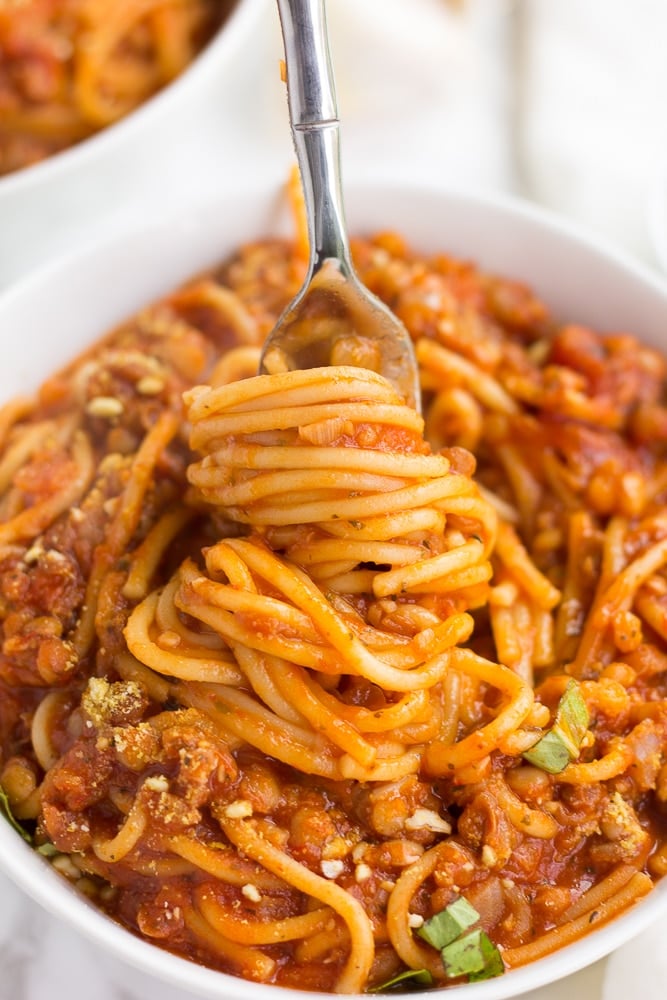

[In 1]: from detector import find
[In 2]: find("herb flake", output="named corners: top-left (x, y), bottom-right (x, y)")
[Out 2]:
top-left (442, 929), bottom-right (503, 981)
top-left (417, 896), bottom-right (478, 949)
top-left (0, 785), bottom-right (32, 843)
top-left (370, 969), bottom-right (434, 992)
top-left (523, 679), bottom-right (589, 774)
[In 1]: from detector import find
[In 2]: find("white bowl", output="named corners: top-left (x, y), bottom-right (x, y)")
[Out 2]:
top-left (647, 168), bottom-right (667, 275)
top-left (1, 179), bottom-right (667, 1000)
top-left (0, 0), bottom-right (264, 291)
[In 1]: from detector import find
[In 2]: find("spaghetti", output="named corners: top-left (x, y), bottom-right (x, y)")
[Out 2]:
top-left (1, 200), bottom-right (667, 992)
top-left (0, 0), bottom-right (234, 176)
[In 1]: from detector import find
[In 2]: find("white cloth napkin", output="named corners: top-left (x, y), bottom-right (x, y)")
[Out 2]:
top-left (517, 0), bottom-right (667, 265)
top-left (325, 0), bottom-right (515, 192)
top-left (603, 918), bottom-right (665, 1000)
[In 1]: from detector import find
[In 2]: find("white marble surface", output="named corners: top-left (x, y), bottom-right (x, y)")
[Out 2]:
top-left (1, 1), bottom-right (667, 998)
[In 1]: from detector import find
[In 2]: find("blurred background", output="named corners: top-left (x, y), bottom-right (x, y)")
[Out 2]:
top-left (1, 1), bottom-right (666, 999)
top-left (256, 0), bottom-right (667, 265)
top-left (2, 0), bottom-right (667, 287)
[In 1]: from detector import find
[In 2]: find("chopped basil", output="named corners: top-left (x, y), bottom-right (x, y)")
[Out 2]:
top-left (36, 842), bottom-right (60, 857)
top-left (442, 929), bottom-right (504, 980)
top-left (523, 679), bottom-right (589, 774)
top-left (0, 784), bottom-right (32, 843)
top-left (442, 928), bottom-right (487, 977)
top-left (415, 896), bottom-right (505, 983)
top-left (370, 969), bottom-right (434, 992)
top-left (468, 931), bottom-right (505, 982)
top-left (417, 895), bottom-right (479, 949)
top-left (553, 679), bottom-right (589, 756)
top-left (522, 728), bottom-right (572, 774)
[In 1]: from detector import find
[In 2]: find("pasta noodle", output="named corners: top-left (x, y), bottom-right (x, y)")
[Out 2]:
top-left (0, 0), bottom-right (234, 176)
top-left (1, 193), bottom-right (667, 993)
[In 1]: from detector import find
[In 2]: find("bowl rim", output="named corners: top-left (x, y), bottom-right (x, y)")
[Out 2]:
top-left (0, 0), bottom-right (260, 197)
top-left (0, 177), bottom-right (667, 1000)
top-left (3, 171), bottom-right (666, 320)
top-left (1, 828), bottom-right (666, 1000)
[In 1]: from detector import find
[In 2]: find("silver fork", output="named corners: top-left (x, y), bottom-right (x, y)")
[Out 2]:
top-left (258, 0), bottom-right (421, 411)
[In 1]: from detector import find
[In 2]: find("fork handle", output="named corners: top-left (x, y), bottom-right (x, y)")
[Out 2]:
top-left (276, 0), bottom-right (352, 271)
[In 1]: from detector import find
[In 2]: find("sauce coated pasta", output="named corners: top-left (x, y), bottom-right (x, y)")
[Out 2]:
top-left (0, 208), bottom-right (666, 992)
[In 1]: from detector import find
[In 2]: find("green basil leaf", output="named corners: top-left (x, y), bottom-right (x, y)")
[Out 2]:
top-left (418, 896), bottom-right (479, 949)
top-left (0, 785), bottom-right (32, 843)
top-left (369, 968), bottom-right (434, 992)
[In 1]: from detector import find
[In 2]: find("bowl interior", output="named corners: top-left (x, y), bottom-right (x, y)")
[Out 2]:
top-left (3, 179), bottom-right (667, 395)
top-left (1, 180), bottom-right (667, 1000)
